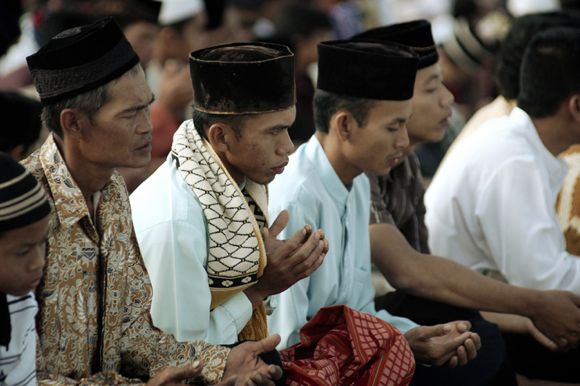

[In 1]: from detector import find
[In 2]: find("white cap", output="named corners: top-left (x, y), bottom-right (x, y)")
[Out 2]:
top-left (159, 0), bottom-right (203, 25)
top-left (507, 0), bottom-right (560, 16)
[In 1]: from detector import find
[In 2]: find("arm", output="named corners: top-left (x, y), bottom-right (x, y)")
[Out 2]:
top-left (135, 202), bottom-right (253, 345)
top-left (370, 222), bottom-right (580, 347)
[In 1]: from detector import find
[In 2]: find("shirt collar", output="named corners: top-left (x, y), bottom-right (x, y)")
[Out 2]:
top-left (304, 135), bottom-right (350, 207)
top-left (510, 107), bottom-right (567, 187)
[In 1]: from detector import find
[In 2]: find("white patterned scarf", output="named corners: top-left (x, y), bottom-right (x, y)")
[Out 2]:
top-left (170, 120), bottom-right (269, 340)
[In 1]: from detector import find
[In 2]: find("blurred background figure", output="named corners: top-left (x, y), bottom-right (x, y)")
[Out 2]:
top-left (265, 2), bottom-right (332, 145)
top-left (0, 91), bottom-right (42, 160)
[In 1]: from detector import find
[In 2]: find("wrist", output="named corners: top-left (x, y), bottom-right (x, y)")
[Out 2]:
top-left (244, 285), bottom-right (266, 309)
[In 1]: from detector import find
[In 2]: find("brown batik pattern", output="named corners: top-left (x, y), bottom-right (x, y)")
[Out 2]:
top-left (24, 136), bottom-right (230, 385)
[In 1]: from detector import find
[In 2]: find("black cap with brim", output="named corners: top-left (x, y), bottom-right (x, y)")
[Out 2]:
top-left (317, 40), bottom-right (418, 101)
top-left (353, 20), bottom-right (438, 70)
top-left (189, 42), bottom-right (296, 115)
top-left (27, 17), bottom-right (139, 106)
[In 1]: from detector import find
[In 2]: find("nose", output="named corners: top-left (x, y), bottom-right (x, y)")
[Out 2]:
top-left (28, 243), bottom-right (46, 273)
top-left (396, 126), bottom-right (410, 149)
top-left (137, 108), bottom-right (153, 135)
top-left (276, 129), bottom-right (295, 156)
top-left (441, 84), bottom-right (455, 108)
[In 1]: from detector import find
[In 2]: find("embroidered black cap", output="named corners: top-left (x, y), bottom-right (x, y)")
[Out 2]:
top-left (26, 17), bottom-right (139, 106)
top-left (189, 42), bottom-right (296, 114)
top-left (317, 40), bottom-right (418, 101)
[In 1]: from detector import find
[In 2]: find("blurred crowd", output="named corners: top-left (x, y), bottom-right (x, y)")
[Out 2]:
top-left (2, 0), bottom-right (577, 187)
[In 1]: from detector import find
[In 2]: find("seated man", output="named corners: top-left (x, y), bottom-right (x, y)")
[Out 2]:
top-left (132, 42), bottom-right (327, 348)
top-left (0, 153), bottom-right (50, 386)
top-left (268, 39), bottom-right (482, 384)
top-left (425, 26), bottom-right (580, 383)
top-left (356, 19), bottom-right (580, 385)
top-left (24, 18), bottom-right (282, 385)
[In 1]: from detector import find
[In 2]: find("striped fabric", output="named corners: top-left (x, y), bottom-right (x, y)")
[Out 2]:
top-left (0, 153), bottom-right (50, 232)
top-left (0, 293), bottom-right (38, 386)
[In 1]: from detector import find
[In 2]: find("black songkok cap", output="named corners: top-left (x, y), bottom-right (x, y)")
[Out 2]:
top-left (353, 20), bottom-right (438, 70)
top-left (0, 153), bottom-right (51, 233)
top-left (189, 42), bottom-right (295, 114)
top-left (317, 40), bottom-right (418, 101)
top-left (26, 17), bottom-right (139, 106)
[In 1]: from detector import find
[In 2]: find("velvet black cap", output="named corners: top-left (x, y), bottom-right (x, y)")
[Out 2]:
top-left (189, 42), bottom-right (295, 114)
top-left (317, 40), bottom-right (418, 101)
top-left (353, 20), bottom-right (438, 69)
top-left (26, 17), bottom-right (139, 106)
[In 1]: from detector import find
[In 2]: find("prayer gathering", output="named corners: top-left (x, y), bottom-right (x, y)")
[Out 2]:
top-left (3, 0), bottom-right (580, 385)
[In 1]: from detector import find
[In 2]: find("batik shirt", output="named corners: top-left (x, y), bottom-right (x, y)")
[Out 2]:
top-left (368, 153), bottom-right (430, 253)
top-left (22, 135), bottom-right (229, 385)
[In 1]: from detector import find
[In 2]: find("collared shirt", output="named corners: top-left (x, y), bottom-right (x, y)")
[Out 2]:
top-left (425, 108), bottom-right (580, 292)
top-left (130, 157), bottom-right (254, 345)
top-left (23, 135), bottom-right (229, 384)
top-left (0, 293), bottom-right (38, 386)
top-left (368, 153), bottom-right (429, 253)
top-left (267, 136), bottom-right (418, 349)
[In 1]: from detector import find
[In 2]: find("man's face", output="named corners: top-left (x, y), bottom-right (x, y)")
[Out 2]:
top-left (77, 66), bottom-right (154, 170)
top-left (0, 217), bottom-right (49, 296)
top-left (407, 63), bottom-right (454, 144)
top-left (344, 99), bottom-right (412, 176)
top-left (223, 107), bottom-right (296, 184)
top-left (123, 21), bottom-right (160, 66)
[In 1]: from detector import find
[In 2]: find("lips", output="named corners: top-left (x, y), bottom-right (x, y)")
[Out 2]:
top-left (271, 161), bottom-right (288, 174)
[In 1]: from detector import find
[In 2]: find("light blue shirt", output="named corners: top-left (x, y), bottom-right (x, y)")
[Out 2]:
top-left (130, 156), bottom-right (253, 345)
top-left (268, 135), bottom-right (418, 348)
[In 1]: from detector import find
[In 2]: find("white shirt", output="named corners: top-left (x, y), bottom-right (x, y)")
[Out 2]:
top-left (0, 293), bottom-right (38, 386)
top-left (268, 136), bottom-right (418, 349)
top-left (425, 107), bottom-right (580, 292)
top-left (130, 156), bottom-right (253, 345)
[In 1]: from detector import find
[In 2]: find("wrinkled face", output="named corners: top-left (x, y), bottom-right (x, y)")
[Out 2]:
top-left (123, 21), bottom-right (160, 66)
top-left (0, 217), bottom-right (49, 296)
top-left (344, 99), bottom-right (412, 176)
top-left (77, 66), bottom-right (154, 170)
top-left (407, 63), bottom-right (454, 144)
top-left (223, 107), bottom-right (296, 184)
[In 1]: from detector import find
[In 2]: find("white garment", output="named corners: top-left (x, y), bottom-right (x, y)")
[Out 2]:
top-left (268, 136), bottom-right (418, 349)
top-left (130, 156), bottom-right (253, 345)
top-left (0, 293), bottom-right (38, 386)
top-left (425, 107), bottom-right (580, 292)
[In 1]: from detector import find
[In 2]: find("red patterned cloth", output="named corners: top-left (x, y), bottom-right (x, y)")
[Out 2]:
top-left (280, 305), bottom-right (415, 386)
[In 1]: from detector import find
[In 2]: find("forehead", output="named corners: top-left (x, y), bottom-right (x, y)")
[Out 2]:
top-left (415, 63), bottom-right (442, 85)
top-left (106, 67), bottom-right (151, 106)
top-left (367, 99), bottom-right (413, 123)
top-left (240, 106), bottom-right (296, 131)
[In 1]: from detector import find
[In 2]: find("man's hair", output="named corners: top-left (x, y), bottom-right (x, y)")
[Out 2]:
top-left (518, 27), bottom-right (580, 118)
top-left (192, 110), bottom-right (248, 139)
top-left (313, 90), bottom-right (376, 133)
top-left (40, 64), bottom-right (140, 137)
top-left (495, 12), bottom-right (580, 100)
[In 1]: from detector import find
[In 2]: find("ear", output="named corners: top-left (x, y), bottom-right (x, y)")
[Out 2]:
top-left (330, 110), bottom-right (355, 143)
top-left (59, 108), bottom-right (85, 140)
top-left (207, 122), bottom-right (235, 153)
top-left (569, 94), bottom-right (580, 123)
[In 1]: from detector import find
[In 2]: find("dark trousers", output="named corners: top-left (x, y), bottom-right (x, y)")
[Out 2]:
top-left (376, 291), bottom-right (517, 386)
top-left (503, 332), bottom-right (580, 383)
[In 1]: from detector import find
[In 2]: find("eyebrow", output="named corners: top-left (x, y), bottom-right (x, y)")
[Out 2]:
top-left (387, 117), bottom-right (408, 126)
top-left (423, 73), bottom-right (440, 85)
top-left (119, 94), bottom-right (155, 115)
top-left (264, 124), bottom-right (291, 132)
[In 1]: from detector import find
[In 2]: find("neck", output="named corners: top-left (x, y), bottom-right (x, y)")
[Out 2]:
top-left (315, 131), bottom-right (360, 186)
top-left (54, 135), bottom-right (113, 204)
top-left (533, 114), bottom-right (574, 156)
top-left (212, 148), bottom-right (246, 185)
